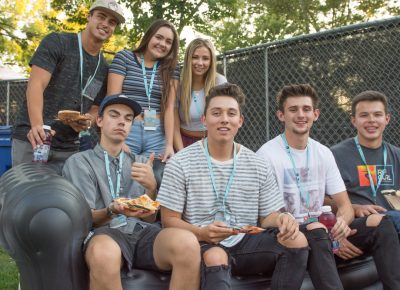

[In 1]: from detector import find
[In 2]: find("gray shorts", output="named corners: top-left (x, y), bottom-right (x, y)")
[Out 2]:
top-left (12, 139), bottom-right (76, 167)
top-left (83, 224), bottom-right (163, 273)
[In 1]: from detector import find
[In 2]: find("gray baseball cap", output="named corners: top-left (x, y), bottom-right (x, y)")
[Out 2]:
top-left (89, 0), bottom-right (125, 24)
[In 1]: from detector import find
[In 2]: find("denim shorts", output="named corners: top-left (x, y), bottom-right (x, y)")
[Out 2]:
top-left (126, 119), bottom-right (165, 157)
top-left (83, 224), bottom-right (162, 273)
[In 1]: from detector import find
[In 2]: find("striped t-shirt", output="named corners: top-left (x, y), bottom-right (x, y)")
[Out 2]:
top-left (109, 49), bottom-right (180, 112)
top-left (157, 141), bottom-right (284, 247)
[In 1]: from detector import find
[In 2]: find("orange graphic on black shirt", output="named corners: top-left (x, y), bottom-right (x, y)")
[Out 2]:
top-left (357, 165), bottom-right (377, 186)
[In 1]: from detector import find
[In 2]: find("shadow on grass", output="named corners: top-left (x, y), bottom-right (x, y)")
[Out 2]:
top-left (0, 247), bottom-right (18, 290)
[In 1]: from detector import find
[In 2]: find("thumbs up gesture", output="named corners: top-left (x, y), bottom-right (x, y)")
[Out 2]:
top-left (131, 153), bottom-right (157, 197)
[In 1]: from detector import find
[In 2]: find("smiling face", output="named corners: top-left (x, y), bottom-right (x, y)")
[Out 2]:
top-left (191, 46), bottom-right (211, 78)
top-left (145, 26), bottom-right (174, 61)
top-left (86, 9), bottom-right (118, 42)
top-left (97, 104), bottom-right (134, 145)
top-left (277, 96), bottom-right (319, 137)
top-left (351, 100), bottom-right (390, 147)
top-left (202, 96), bottom-right (243, 144)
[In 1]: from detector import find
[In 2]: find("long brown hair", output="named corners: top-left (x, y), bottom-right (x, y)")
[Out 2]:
top-left (180, 38), bottom-right (217, 124)
top-left (134, 19), bottom-right (179, 113)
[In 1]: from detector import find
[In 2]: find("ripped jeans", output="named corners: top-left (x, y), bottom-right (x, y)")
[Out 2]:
top-left (200, 228), bottom-right (308, 290)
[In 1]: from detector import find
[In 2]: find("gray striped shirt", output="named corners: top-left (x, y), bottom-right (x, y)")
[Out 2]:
top-left (157, 141), bottom-right (284, 246)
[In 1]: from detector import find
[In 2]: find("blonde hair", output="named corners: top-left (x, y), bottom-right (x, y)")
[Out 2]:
top-left (180, 38), bottom-right (217, 124)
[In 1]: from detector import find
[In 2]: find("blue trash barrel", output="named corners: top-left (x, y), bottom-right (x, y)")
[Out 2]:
top-left (0, 125), bottom-right (12, 176)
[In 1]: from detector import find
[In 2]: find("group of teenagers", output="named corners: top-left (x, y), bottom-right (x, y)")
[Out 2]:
top-left (8, 0), bottom-right (400, 289)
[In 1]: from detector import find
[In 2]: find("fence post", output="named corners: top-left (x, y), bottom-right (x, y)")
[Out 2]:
top-left (223, 55), bottom-right (227, 79)
top-left (264, 46), bottom-right (269, 141)
top-left (6, 80), bottom-right (10, 126)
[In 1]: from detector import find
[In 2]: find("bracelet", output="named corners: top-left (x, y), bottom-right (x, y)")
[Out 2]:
top-left (278, 212), bottom-right (295, 222)
top-left (106, 203), bottom-right (116, 217)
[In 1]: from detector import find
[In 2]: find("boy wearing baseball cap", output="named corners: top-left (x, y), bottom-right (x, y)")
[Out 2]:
top-left (63, 94), bottom-right (201, 290)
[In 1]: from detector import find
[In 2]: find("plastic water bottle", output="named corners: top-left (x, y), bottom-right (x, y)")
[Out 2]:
top-left (32, 125), bottom-right (52, 163)
top-left (318, 205), bottom-right (340, 253)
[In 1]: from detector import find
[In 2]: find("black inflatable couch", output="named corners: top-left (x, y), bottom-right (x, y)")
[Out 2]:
top-left (0, 163), bottom-right (382, 290)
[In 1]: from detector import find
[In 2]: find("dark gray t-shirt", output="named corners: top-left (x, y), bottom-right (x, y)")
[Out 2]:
top-left (331, 138), bottom-right (400, 208)
top-left (13, 32), bottom-right (108, 151)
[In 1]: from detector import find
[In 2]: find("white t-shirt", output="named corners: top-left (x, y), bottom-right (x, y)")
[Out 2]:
top-left (256, 135), bottom-right (346, 223)
top-left (158, 141), bottom-right (284, 247)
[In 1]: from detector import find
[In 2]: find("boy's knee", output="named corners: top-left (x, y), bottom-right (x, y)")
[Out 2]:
top-left (306, 222), bottom-right (327, 232)
top-left (279, 231), bottom-right (308, 249)
top-left (159, 228), bottom-right (200, 256)
top-left (203, 247), bottom-right (229, 267)
top-left (85, 235), bottom-right (121, 271)
top-left (366, 214), bottom-right (384, 227)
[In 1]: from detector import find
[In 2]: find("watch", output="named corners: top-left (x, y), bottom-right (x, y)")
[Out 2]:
top-left (106, 203), bottom-right (116, 217)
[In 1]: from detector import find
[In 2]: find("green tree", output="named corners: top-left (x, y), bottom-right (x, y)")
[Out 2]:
top-left (212, 0), bottom-right (400, 51)
top-left (51, 0), bottom-right (243, 48)
top-left (0, 0), bottom-right (128, 70)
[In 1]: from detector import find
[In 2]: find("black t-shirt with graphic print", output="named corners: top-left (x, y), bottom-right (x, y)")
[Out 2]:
top-left (13, 32), bottom-right (108, 151)
top-left (331, 137), bottom-right (400, 209)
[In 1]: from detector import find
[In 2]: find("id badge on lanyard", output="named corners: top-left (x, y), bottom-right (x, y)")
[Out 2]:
top-left (144, 109), bottom-right (157, 131)
top-left (110, 214), bottom-right (127, 228)
top-left (77, 32), bottom-right (100, 139)
top-left (141, 54), bottom-right (159, 131)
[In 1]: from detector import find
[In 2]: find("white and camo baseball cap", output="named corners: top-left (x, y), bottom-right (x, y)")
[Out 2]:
top-left (89, 0), bottom-right (125, 24)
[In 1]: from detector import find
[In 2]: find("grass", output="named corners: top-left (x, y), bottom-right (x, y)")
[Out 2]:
top-left (0, 247), bottom-right (18, 290)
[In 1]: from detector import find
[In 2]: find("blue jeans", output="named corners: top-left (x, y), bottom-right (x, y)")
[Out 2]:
top-left (385, 210), bottom-right (400, 234)
top-left (126, 119), bottom-right (165, 157)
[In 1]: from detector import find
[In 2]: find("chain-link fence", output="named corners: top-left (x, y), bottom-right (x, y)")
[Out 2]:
top-left (1, 16), bottom-right (400, 151)
top-left (0, 79), bottom-right (27, 126)
top-left (219, 16), bottom-right (400, 151)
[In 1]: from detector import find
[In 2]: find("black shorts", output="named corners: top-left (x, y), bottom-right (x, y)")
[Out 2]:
top-left (83, 224), bottom-right (162, 273)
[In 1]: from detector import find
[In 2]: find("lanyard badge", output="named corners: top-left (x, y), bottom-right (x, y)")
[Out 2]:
top-left (104, 150), bottom-right (127, 228)
top-left (77, 32), bottom-right (101, 138)
top-left (141, 54), bottom-right (159, 131)
top-left (204, 138), bottom-right (237, 224)
top-left (281, 134), bottom-right (310, 209)
top-left (354, 136), bottom-right (387, 201)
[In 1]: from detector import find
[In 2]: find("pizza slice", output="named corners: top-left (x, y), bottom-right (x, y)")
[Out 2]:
top-left (238, 225), bottom-right (265, 234)
top-left (57, 110), bottom-right (91, 124)
top-left (115, 194), bottom-right (160, 211)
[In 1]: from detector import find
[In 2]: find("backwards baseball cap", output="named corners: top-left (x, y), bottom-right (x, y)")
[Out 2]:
top-left (99, 94), bottom-right (142, 117)
top-left (89, 0), bottom-right (125, 24)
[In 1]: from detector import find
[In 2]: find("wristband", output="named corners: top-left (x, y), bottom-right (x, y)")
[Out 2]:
top-left (106, 203), bottom-right (116, 217)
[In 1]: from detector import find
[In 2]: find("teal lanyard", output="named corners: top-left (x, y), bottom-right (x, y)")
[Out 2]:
top-left (192, 91), bottom-right (206, 129)
top-left (140, 54), bottom-right (159, 110)
top-left (204, 138), bottom-right (237, 210)
top-left (281, 134), bottom-right (310, 208)
top-left (354, 136), bottom-right (387, 200)
top-left (77, 32), bottom-right (101, 113)
top-left (104, 151), bottom-right (124, 199)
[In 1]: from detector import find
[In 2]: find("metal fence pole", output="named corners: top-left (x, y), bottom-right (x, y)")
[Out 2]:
top-left (264, 46), bottom-right (269, 141)
top-left (6, 80), bottom-right (10, 126)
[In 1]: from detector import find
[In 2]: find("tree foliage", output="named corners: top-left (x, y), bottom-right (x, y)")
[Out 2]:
top-left (0, 0), bottom-right (399, 70)
top-left (212, 0), bottom-right (400, 51)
